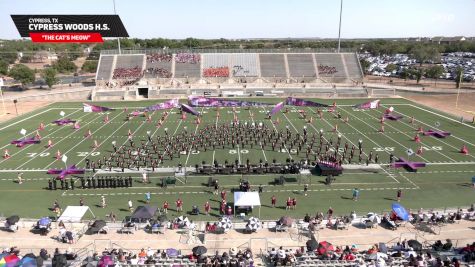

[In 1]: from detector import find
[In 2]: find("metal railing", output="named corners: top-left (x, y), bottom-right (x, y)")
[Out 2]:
top-left (68, 243), bottom-right (95, 267)
top-left (100, 48), bottom-right (357, 55)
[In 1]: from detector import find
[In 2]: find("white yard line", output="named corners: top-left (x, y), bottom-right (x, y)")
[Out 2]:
top-left (237, 144), bottom-right (241, 164)
top-left (184, 107), bottom-right (204, 167)
top-left (305, 107), bottom-right (400, 184)
top-left (5, 161), bottom-right (475, 173)
top-left (15, 111), bottom-right (103, 170)
top-left (159, 111), bottom-right (183, 167)
top-left (426, 161), bottom-right (475, 165)
top-left (335, 108), bottom-right (416, 185)
top-left (361, 107), bottom-right (457, 162)
top-left (260, 106), bottom-right (293, 159)
top-left (0, 109), bottom-right (87, 166)
top-left (339, 107), bottom-right (431, 162)
top-left (0, 108), bottom-right (83, 150)
top-left (409, 104), bottom-right (475, 130)
top-left (60, 186), bottom-right (418, 197)
top-left (281, 110), bottom-right (325, 161)
top-left (248, 109), bottom-right (267, 162)
top-left (43, 111), bottom-right (126, 169)
top-left (398, 172), bottom-right (419, 189)
top-left (76, 119), bottom-right (131, 165)
top-left (376, 105), bottom-right (475, 161)
top-left (388, 104), bottom-right (475, 148)
top-left (0, 108), bottom-right (53, 131)
top-left (212, 108), bottom-right (219, 164)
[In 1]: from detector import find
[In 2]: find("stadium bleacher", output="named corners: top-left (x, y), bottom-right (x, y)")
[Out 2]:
top-left (230, 53), bottom-right (259, 77)
top-left (201, 54), bottom-right (230, 78)
top-left (343, 53), bottom-right (364, 80)
top-left (95, 51), bottom-right (363, 85)
top-left (145, 53), bottom-right (173, 78)
top-left (202, 54), bottom-right (229, 69)
top-left (174, 53), bottom-right (201, 78)
top-left (259, 54), bottom-right (287, 78)
top-left (96, 55), bottom-right (114, 81)
top-left (115, 55), bottom-right (145, 70)
top-left (315, 54), bottom-right (346, 77)
top-left (287, 54), bottom-right (316, 79)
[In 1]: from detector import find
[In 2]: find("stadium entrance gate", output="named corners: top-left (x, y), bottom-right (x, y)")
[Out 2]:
top-left (138, 87), bottom-right (149, 98)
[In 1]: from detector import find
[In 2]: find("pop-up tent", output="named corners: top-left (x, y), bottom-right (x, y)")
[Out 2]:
top-left (233, 192), bottom-right (261, 217)
top-left (131, 206), bottom-right (157, 222)
top-left (58, 206), bottom-right (95, 223)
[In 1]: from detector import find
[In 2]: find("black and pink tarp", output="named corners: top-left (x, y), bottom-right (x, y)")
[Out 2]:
top-left (47, 165), bottom-right (85, 180)
top-left (11, 137), bottom-right (41, 147)
top-left (83, 103), bottom-right (113, 113)
top-left (181, 103), bottom-right (200, 116)
top-left (188, 96), bottom-right (269, 107)
top-left (268, 102), bottom-right (285, 116)
top-left (354, 99), bottom-right (380, 110)
top-left (141, 99), bottom-right (179, 112)
top-left (285, 97), bottom-right (328, 107)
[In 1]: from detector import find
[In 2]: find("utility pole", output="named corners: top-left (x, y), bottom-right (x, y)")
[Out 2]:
top-left (113, 0), bottom-right (121, 54)
top-left (455, 68), bottom-right (463, 108)
top-left (337, 0), bottom-right (343, 53)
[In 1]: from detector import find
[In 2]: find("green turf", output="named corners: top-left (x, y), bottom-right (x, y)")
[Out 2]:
top-left (0, 98), bottom-right (474, 221)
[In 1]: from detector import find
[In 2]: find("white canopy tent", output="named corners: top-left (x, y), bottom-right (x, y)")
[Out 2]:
top-left (58, 206), bottom-right (95, 223)
top-left (233, 192), bottom-right (261, 217)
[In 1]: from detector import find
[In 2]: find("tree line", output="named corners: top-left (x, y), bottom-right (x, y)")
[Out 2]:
top-left (1, 38), bottom-right (473, 89)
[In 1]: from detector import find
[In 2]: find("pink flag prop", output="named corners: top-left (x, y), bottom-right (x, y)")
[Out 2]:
top-left (268, 102), bottom-right (285, 116)
top-left (83, 103), bottom-right (113, 113)
top-left (11, 137), bottom-right (41, 147)
top-left (47, 164), bottom-right (85, 180)
top-left (354, 99), bottom-right (380, 109)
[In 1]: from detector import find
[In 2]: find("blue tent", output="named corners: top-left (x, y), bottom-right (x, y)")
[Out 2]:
top-left (38, 217), bottom-right (51, 226)
top-left (391, 203), bottom-right (409, 221)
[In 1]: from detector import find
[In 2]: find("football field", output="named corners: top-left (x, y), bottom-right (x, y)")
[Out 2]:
top-left (0, 98), bottom-right (474, 220)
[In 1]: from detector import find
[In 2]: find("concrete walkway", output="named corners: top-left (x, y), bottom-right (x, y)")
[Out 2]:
top-left (1, 219), bottom-right (473, 257)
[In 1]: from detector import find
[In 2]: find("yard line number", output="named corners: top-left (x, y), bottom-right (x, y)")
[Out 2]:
top-left (372, 146), bottom-right (442, 152)
top-left (26, 151), bottom-right (101, 158)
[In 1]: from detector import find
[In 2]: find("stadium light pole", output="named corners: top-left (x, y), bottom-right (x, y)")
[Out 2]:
top-left (337, 0), bottom-right (343, 53)
top-left (455, 69), bottom-right (462, 108)
top-left (0, 78), bottom-right (6, 116)
top-left (113, 0), bottom-right (122, 54)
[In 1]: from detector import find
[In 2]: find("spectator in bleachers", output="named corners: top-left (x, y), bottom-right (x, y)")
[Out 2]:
top-left (145, 67), bottom-right (172, 78)
top-left (318, 65), bottom-right (338, 75)
top-left (203, 67), bottom-right (229, 77)
top-left (175, 53), bottom-right (200, 64)
top-left (112, 66), bottom-right (143, 80)
top-left (146, 53), bottom-right (172, 63)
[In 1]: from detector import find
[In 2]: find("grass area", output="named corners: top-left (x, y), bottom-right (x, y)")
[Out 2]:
top-left (0, 98), bottom-right (474, 222)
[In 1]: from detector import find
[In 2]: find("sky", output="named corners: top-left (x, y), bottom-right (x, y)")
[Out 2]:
top-left (0, 0), bottom-right (474, 39)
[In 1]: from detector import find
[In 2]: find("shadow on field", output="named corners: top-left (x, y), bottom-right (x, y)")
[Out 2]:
top-left (456, 183), bottom-right (473, 188)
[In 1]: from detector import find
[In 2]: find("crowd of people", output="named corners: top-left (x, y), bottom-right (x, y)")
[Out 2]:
top-left (146, 53), bottom-right (173, 63)
top-left (175, 53), bottom-right (201, 64)
top-left (318, 65), bottom-right (338, 75)
top-left (410, 208), bottom-right (465, 225)
top-left (102, 79), bottom-right (139, 88)
top-left (145, 67), bottom-right (172, 78)
top-left (267, 239), bottom-right (475, 267)
top-left (0, 247), bottom-right (77, 267)
top-left (112, 66), bottom-right (144, 80)
top-left (86, 246), bottom-right (254, 266)
top-left (203, 67), bottom-right (230, 77)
